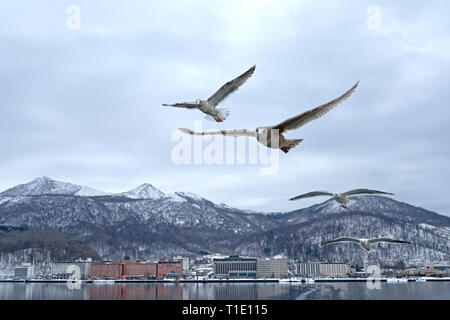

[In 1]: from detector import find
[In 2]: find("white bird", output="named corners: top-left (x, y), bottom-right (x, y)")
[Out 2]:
top-left (322, 237), bottom-right (411, 251)
top-left (289, 188), bottom-right (394, 208)
top-left (179, 81), bottom-right (359, 153)
top-left (163, 65), bottom-right (256, 122)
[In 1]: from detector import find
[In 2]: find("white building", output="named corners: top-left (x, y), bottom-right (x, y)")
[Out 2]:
top-left (257, 258), bottom-right (288, 278)
top-left (14, 263), bottom-right (34, 279)
top-left (297, 262), bottom-right (350, 277)
top-left (319, 263), bottom-right (350, 277)
top-left (297, 262), bottom-right (321, 277)
top-left (51, 258), bottom-right (92, 280)
top-left (174, 256), bottom-right (190, 274)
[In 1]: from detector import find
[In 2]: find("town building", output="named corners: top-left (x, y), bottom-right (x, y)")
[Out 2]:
top-left (256, 258), bottom-right (288, 278)
top-left (174, 256), bottom-right (190, 274)
top-left (157, 259), bottom-right (183, 279)
top-left (297, 262), bottom-right (321, 277)
top-left (51, 258), bottom-right (92, 280)
top-left (213, 256), bottom-right (257, 278)
top-left (14, 263), bottom-right (34, 279)
top-left (122, 261), bottom-right (157, 279)
top-left (319, 263), bottom-right (351, 277)
top-left (91, 262), bottom-right (123, 279)
top-left (296, 262), bottom-right (350, 277)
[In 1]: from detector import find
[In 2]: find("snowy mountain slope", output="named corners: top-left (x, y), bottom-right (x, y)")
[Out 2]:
top-left (119, 183), bottom-right (164, 199)
top-left (236, 211), bottom-right (450, 265)
top-left (273, 195), bottom-right (450, 227)
top-left (0, 177), bottom-right (449, 262)
top-left (0, 177), bottom-right (110, 197)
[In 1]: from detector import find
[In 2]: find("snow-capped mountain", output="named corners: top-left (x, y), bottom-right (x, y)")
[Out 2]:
top-left (272, 195), bottom-right (450, 227)
top-left (0, 176), bottom-right (109, 197)
top-left (119, 183), bottom-right (164, 199)
top-left (0, 177), bottom-right (449, 264)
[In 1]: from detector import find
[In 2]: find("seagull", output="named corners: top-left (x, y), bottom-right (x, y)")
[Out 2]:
top-left (289, 188), bottom-right (394, 208)
top-left (179, 80), bottom-right (359, 153)
top-left (322, 237), bottom-right (411, 251)
top-left (163, 65), bottom-right (256, 122)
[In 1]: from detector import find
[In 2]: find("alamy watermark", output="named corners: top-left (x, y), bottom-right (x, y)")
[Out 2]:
top-left (366, 264), bottom-right (381, 290)
top-left (171, 121), bottom-right (280, 175)
top-left (366, 5), bottom-right (381, 31)
top-left (66, 264), bottom-right (82, 290)
top-left (67, 5), bottom-right (81, 30)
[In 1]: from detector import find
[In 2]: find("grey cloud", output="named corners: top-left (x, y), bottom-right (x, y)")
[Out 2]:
top-left (0, 0), bottom-right (449, 216)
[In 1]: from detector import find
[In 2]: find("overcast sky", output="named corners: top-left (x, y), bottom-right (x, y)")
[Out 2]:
top-left (1, 0), bottom-right (449, 215)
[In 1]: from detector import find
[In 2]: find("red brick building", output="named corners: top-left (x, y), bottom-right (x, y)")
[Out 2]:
top-left (91, 262), bottom-right (123, 279)
top-left (157, 259), bottom-right (183, 278)
top-left (90, 259), bottom-right (182, 279)
top-left (123, 262), bottom-right (157, 279)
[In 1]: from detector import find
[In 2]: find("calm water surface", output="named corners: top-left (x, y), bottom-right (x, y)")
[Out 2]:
top-left (0, 282), bottom-right (449, 300)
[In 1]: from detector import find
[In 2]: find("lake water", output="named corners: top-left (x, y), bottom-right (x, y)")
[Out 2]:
top-left (0, 282), bottom-right (449, 300)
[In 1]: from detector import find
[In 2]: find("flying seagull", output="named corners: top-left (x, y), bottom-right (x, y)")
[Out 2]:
top-left (289, 188), bottom-right (394, 208)
top-left (322, 237), bottom-right (411, 251)
top-left (179, 80), bottom-right (359, 153)
top-left (163, 65), bottom-right (256, 122)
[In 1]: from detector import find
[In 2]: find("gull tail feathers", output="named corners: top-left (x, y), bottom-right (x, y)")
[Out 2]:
top-left (217, 108), bottom-right (230, 121)
top-left (204, 108), bottom-right (230, 122)
top-left (281, 139), bottom-right (303, 154)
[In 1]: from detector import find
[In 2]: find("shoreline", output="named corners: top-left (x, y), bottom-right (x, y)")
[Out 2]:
top-left (1, 277), bottom-right (449, 283)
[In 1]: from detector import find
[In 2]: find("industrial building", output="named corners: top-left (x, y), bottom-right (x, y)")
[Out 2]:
top-left (91, 262), bottom-right (123, 279)
top-left (320, 263), bottom-right (350, 277)
top-left (297, 262), bottom-right (321, 277)
top-left (91, 260), bottom-right (161, 279)
top-left (213, 256), bottom-right (288, 278)
top-left (51, 258), bottom-right (92, 280)
top-left (157, 259), bottom-right (183, 278)
top-left (174, 256), bottom-right (190, 274)
top-left (123, 261), bottom-right (157, 279)
top-left (213, 256), bottom-right (257, 278)
top-left (51, 258), bottom-right (183, 280)
top-left (257, 258), bottom-right (288, 278)
top-left (297, 262), bottom-right (350, 277)
top-left (14, 263), bottom-right (34, 279)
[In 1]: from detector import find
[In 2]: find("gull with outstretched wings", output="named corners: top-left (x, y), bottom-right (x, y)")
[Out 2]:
top-left (322, 237), bottom-right (411, 251)
top-left (289, 188), bottom-right (394, 208)
top-left (179, 80), bottom-right (359, 153)
top-left (163, 65), bottom-right (256, 122)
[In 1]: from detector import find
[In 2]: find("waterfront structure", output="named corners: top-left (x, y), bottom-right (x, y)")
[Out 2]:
top-left (90, 260), bottom-right (159, 279)
top-left (320, 263), bottom-right (350, 277)
top-left (91, 262), bottom-right (123, 279)
top-left (174, 256), bottom-right (190, 274)
top-left (123, 261), bottom-right (157, 279)
top-left (434, 264), bottom-right (450, 276)
top-left (213, 256), bottom-right (257, 278)
top-left (296, 262), bottom-right (350, 277)
top-left (157, 259), bottom-right (183, 279)
top-left (14, 263), bottom-right (34, 279)
top-left (257, 258), bottom-right (288, 278)
top-left (51, 258), bottom-right (92, 280)
top-left (297, 262), bottom-right (321, 277)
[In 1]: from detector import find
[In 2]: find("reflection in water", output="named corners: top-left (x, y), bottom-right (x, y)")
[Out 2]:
top-left (89, 283), bottom-right (183, 300)
top-left (0, 282), bottom-right (449, 300)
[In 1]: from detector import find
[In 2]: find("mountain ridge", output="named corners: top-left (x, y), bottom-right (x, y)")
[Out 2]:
top-left (0, 177), bottom-right (449, 263)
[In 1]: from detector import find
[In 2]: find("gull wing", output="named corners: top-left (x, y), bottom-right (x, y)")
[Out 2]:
top-left (178, 128), bottom-right (256, 137)
top-left (162, 102), bottom-right (198, 109)
top-left (369, 238), bottom-right (411, 244)
top-left (289, 191), bottom-right (333, 201)
top-left (343, 189), bottom-right (394, 196)
top-left (322, 237), bottom-right (360, 245)
top-left (207, 65), bottom-right (256, 106)
top-left (272, 81), bottom-right (359, 133)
